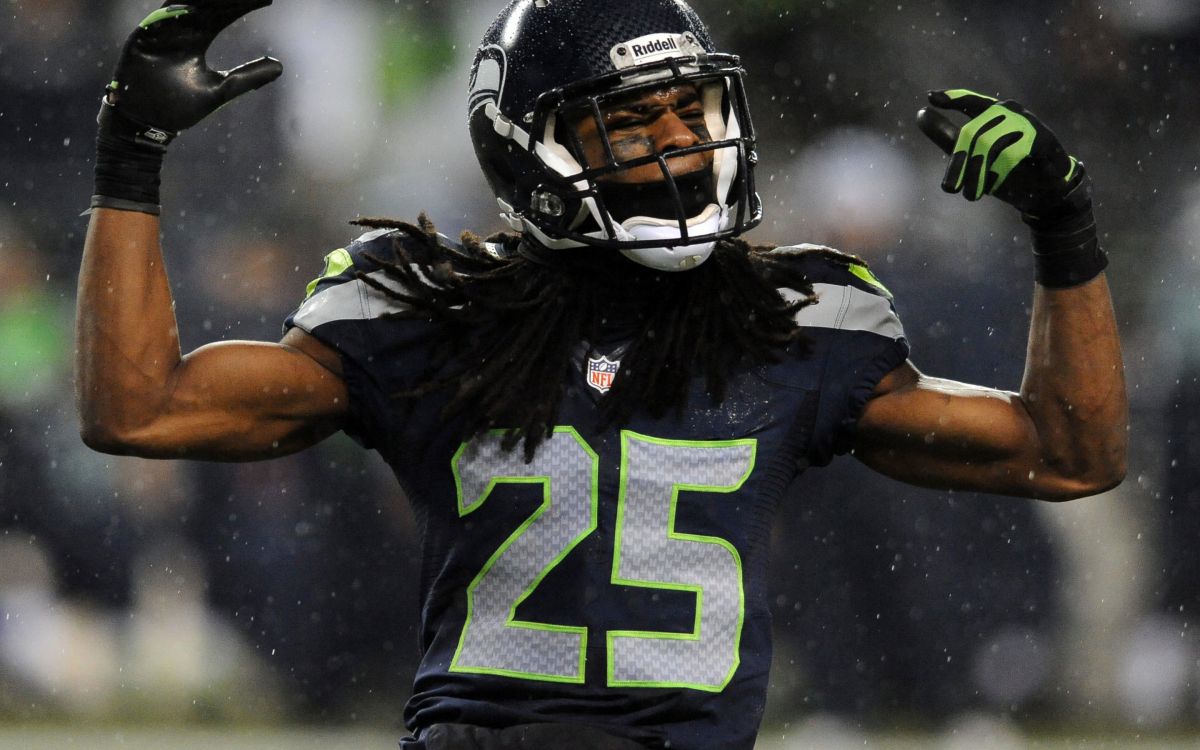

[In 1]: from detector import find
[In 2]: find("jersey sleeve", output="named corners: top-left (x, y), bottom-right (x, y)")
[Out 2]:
top-left (283, 228), bottom-right (420, 449)
top-left (773, 246), bottom-right (911, 467)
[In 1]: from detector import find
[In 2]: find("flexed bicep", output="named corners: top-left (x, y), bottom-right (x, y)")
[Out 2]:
top-left (83, 328), bottom-right (347, 461)
top-left (850, 360), bottom-right (1095, 500)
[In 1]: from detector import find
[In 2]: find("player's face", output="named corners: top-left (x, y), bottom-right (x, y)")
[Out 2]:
top-left (571, 83), bottom-right (714, 184)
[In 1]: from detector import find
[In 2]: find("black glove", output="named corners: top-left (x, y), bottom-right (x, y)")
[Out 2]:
top-left (917, 89), bottom-right (1090, 220)
top-left (917, 89), bottom-right (1106, 288)
top-left (92, 1), bottom-right (282, 214)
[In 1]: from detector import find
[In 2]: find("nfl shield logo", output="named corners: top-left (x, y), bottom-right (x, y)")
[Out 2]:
top-left (586, 355), bottom-right (621, 394)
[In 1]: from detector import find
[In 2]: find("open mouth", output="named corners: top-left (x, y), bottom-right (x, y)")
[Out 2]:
top-left (597, 169), bottom-right (716, 223)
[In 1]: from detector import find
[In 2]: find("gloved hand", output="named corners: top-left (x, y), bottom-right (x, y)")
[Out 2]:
top-left (916, 88), bottom-right (1106, 288)
top-left (916, 89), bottom-right (1088, 221)
top-left (92, 1), bottom-right (282, 213)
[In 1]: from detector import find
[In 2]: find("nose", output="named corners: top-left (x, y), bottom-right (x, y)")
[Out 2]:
top-left (654, 111), bottom-right (701, 153)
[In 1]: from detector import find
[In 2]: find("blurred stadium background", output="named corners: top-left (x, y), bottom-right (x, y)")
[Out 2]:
top-left (2, 0), bottom-right (1200, 746)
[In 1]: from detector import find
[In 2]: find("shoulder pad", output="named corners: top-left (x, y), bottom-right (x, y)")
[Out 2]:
top-left (291, 226), bottom-right (454, 332)
top-left (767, 244), bottom-right (889, 299)
top-left (769, 245), bottom-right (903, 340)
top-left (767, 243), bottom-right (840, 255)
top-left (353, 227), bottom-right (398, 245)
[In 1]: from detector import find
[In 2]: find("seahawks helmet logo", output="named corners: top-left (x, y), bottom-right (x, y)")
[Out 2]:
top-left (469, 45), bottom-right (507, 117)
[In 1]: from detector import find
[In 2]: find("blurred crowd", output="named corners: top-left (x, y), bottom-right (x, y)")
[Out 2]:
top-left (1, 0), bottom-right (1199, 737)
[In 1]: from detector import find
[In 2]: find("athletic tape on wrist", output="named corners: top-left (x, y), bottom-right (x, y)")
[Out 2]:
top-left (1024, 205), bottom-right (1108, 288)
top-left (92, 100), bottom-right (175, 211)
top-left (87, 195), bottom-right (162, 216)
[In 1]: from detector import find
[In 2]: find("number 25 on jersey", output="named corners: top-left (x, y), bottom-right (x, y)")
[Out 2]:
top-left (450, 427), bottom-right (756, 692)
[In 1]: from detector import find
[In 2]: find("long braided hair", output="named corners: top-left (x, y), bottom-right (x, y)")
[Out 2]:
top-left (353, 214), bottom-right (835, 460)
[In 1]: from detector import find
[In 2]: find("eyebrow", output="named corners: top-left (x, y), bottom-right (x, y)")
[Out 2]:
top-left (604, 86), bottom-right (702, 117)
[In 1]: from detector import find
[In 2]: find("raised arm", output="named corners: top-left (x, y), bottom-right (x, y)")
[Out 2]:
top-left (78, 209), bottom-right (346, 461)
top-left (76, 1), bottom-right (347, 461)
top-left (851, 90), bottom-right (1127, 500)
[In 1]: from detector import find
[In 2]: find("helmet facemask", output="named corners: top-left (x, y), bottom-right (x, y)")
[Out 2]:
top-left (505, 54), bottom-right (762, 271)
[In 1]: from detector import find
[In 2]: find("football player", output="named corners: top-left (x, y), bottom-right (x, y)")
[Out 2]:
top-left (76, 1), bottom-right (1127, 748)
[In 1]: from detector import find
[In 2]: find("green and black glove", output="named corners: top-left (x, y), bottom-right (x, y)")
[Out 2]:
top-left (917, 89), bottom-right (1106, 288)
top-left (92, 1), bottom-right (282, 215)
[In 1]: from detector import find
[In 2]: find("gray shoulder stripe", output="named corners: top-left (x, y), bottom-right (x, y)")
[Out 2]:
top-left (768, 243), bottom-right (832, 255)
top-left (292, 270), bottom-right (412, 332)
top-left (295, 274), bottom-right (903, 339)
top-left (782, 283), bottom-right (905, 340)
top-left (353, 228), bottom-right (395, 244)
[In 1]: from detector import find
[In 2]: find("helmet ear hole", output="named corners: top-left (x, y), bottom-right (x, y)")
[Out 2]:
top-left (479, 146), bottom-right (521, 210)
top-left (487, 152), bottom-right (515, 190)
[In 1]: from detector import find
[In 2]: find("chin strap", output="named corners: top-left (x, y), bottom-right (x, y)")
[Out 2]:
top-left (616, 206), bottom-right (724, 272)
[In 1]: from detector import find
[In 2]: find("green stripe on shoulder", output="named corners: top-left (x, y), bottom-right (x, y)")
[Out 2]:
top-left (848, 263), bottom-right (892, 298)
top-left (306, 248), bottom-right (354, 300)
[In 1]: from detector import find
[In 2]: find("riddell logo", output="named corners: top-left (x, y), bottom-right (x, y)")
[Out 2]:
top-left (611, 33), bottom-right (695, 70)
top-left (630, 37), bottom-right (679, 58)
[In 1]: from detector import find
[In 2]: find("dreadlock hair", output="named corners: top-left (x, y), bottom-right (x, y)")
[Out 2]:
top-left (351, 214), bottom-right (846, 461)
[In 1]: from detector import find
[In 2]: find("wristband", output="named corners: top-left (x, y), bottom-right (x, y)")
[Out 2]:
top-left (1023, 204), bottom-right (1108, 289)
top-left (91, 99), bottom-right (178, 215)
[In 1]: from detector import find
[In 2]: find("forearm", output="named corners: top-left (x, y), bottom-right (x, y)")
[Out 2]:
top-left (855, 90), bottom-right (1129, 499)
top-left (77, 3), bottom-right (285, 451)
top-left (76, 208), bottom-right (182, 445)
top-left (1019, 273), bottom-right (1127, 490)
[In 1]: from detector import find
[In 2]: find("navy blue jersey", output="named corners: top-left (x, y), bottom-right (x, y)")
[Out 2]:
top-left (285, 230), bottom-right (908, 750)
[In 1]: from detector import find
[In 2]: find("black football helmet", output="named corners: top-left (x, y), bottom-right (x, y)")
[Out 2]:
top-left (468, 0), bottom-right (762, 271)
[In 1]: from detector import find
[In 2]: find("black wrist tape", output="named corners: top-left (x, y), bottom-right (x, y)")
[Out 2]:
top-left (1022, 204), bottom-right (1108, 289)
top-left (92, 100), bottom-right (177, 215)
